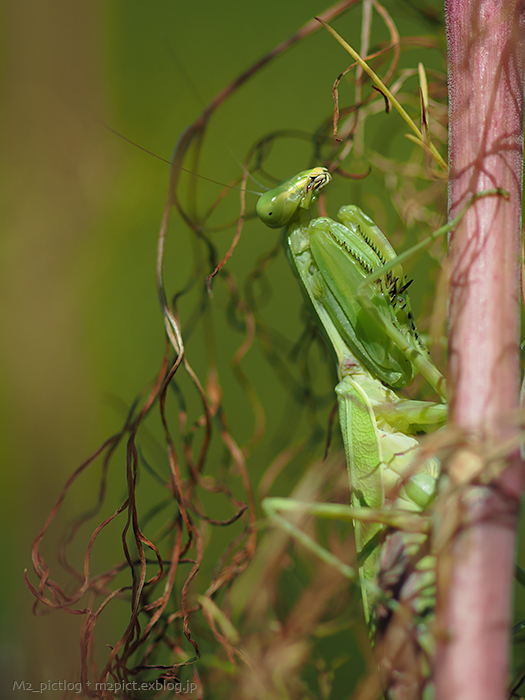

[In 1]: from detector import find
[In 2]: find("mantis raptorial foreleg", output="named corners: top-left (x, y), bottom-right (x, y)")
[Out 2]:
top-left (256, 167), bottom-right (506, 698)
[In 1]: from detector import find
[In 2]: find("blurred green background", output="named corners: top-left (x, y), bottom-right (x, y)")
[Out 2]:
top-left (0, 2), bottom-right (363, 690)
top-left (2, 1), bottom-right (523, 697)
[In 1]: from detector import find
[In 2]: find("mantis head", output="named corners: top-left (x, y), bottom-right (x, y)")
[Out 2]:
top-left (256, 167), bottom-right (331, 228)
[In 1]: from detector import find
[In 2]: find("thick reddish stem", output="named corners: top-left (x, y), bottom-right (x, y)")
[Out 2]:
top-left (437, 2), bottom-right (525, 699)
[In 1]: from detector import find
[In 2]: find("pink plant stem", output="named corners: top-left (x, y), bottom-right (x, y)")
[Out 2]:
top-left (437, 2), bottom-right (525, 699)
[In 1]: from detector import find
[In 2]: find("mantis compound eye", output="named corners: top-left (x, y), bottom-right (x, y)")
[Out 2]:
top-left (256, 188), bottom-right (294, 228)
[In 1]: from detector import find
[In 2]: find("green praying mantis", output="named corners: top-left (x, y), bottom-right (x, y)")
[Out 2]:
top-left (256, 167), bottom-right (506, 699)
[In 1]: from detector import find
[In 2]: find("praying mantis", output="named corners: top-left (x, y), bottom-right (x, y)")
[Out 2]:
top-left (256, 166), bottom-right (506, 699)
